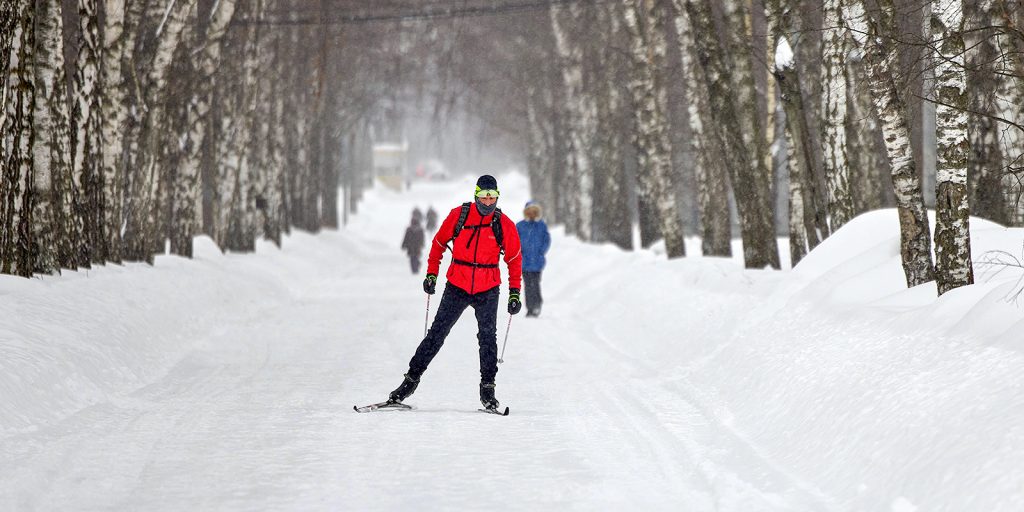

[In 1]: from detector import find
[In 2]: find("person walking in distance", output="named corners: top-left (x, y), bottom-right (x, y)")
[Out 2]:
top-left (401, 214), bottom-right (425, 274)
top-left (387, 175), bottom-right (522, 411)
top-left (516, 201), bottom-right (551, 317)
top-left (425, 206), bottom-right (438, 231)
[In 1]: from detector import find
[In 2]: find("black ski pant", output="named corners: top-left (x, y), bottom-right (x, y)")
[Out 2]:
top-left (523, 271), bottom-right (543, 314)
top-left (408, 283), bottom-right (500, 383)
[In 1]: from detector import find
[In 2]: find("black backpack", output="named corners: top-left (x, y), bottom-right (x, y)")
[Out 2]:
top-left (448, 202), bottom-right (504, 254)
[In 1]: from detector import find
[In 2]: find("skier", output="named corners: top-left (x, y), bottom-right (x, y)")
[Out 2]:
top-left (516, 201), bottom-right (551, 317)
top-left (387, 175), bottom-right (522, 412)
top-left (401, 215), bottom-right (425, 274)
top-left (425, 206), bottom-right (438, 231)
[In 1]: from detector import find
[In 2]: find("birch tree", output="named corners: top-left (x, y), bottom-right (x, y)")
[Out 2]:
top-left (98, 0), bottom-right (137, 263)
top-left (964, 0), bottom-right (1007, 224)
top-left (73, 0), bottom-right (104, 264)
top-left (1, 1), bottom-right (35, 276)
top-left (549, 3), bottom-right (596, 241)
top-left (822, 0), bottom-right (854, 230)
top-left (845, 0), bottom-right (934, 287)
top-left (622, 0), bottom-right (686, 258)
top-left (686, 0), bottom-right (780, 268)
top-left (32, 0), bottom-right (79, 273)
top-left (669, 0), bottom-right (731, 256)
top-left (122, 0), bottom-right (198, 263)
top-left (585, 3), bottom-right (633, 250)
top-left (171, 0), bottom-right (238, 257)
top-left (932, 0), bottom-right (973, 294)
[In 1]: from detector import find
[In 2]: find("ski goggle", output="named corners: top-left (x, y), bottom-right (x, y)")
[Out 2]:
top-left (475, 187), bottom-right (500, 198)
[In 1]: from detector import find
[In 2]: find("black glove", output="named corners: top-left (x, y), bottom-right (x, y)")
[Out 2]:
top-left (423, 274), bottom-right (437, 295)
top-left (508, 288), bottom-right (522, 315)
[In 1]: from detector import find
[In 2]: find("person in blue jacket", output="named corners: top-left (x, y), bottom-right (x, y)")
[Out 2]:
top-left (516, 201), bottom-right (551, 318)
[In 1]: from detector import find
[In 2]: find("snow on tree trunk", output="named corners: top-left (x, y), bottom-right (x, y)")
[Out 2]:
top-left (622, 0), bottom-right (686, 259)
top-left (170, 0), bottom-right (237, 257)
top-left (32, 0), bottom-right (78, 274)
top-left (671, 0), bottom-right (730, 257)
top-left (550, 4), bottom-right (595, 241)
top-left (74, 0), bottom-right (104, 264)
top-left (932, 0), bottom-right (974, 295)
top-left (821, 0), bottom-right (854, 230)
top-left (1, 2), bottom-right (34, 276)
top-left (845, 0), bottom-right (934, 287)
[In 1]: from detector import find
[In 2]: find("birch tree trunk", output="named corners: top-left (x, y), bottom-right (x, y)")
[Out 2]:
top-left (686, 0), bottom-right (780, 268)
top-left (775, 47), bottom-right (821, 266)
top-left (590, 2), bottom-right (633, 250)
top-left (932, 0), bottom-right (974, 295)
top-left (1, 2), bottom-right (35, 276)
top-left (846, 51), bottom-right (886, 214)
top-left (98, 0), bottom-right (134, 264)
top-left (32, 0), bottom-right (77, 274)
top-left (821, 0), bottom-right (855, 229)
top-left (845, 0), bottom-right (934, 287)
top-left (995, 1), bottom-right (1024, 225)
top-left (122, 0), bottom-right (197, 263)
top-left (965, 0), bottom-right (1007, 224)
top-left (550, 4), bottom-right (596, 241)
top-left (767, 0), bottom-right (826, 264)
top-left (73, 0), bottom-right (104, 264)
top-left (622, 0), bottom-right (686, 258)
top-left (671, 0), bottom-right (731, 256)
top-left (171, 0), bottom-right (237, 257)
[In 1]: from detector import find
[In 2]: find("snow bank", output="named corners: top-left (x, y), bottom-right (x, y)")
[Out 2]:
top-left (0, 233), bottom-right (347, 437)
top-left (683, 210), bottom-right (1024, 511)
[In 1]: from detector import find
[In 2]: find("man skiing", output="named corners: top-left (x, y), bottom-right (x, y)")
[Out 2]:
top-left (386, 175), bottom-right (522, 412)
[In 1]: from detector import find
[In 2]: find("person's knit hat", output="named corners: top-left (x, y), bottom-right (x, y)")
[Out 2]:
top-left (476, 175), bottom-right (498, 190)
top-left (475, 175), bottom-right (499, 198)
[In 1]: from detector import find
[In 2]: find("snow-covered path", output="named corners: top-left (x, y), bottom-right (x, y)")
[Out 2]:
top-left (5, 174), bottom-right (1024, 511)
top-left (0, 176), bottom-right (823, 511)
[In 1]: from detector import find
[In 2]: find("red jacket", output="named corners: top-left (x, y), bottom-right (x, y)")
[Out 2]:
top-left (427, 204), bottom-right (522, 294)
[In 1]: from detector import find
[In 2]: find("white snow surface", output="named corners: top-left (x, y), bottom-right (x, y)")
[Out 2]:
top-left (3, 172), bottom-right (1024, 511)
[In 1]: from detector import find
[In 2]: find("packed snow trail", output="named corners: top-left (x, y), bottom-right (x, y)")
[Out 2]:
top-left (4, 174), bottom-right (1024, 510)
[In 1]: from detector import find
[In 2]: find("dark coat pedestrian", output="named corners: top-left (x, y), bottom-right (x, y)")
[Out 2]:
top-left (425, 206), bottom-right (438, 231)
top-left (401, 217), bottom-right (425, 274)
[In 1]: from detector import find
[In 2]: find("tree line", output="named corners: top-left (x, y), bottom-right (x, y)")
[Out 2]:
top-left (497, 0), bottom-right (1022, 295)
top-left (1, 0), bottom-right (385, 277)
top-left (3, 0), bottom-right (1023, 298)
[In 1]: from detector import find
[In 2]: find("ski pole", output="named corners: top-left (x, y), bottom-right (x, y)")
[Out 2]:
top-left (424, 294), bottom-right (431, 338)
top-left (498, 315), bottom-right (512, 364)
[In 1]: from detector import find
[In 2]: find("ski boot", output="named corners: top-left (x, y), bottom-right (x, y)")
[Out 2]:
top-left (388, 373), bottom-right (420, 404)
top-left (480, 381), bottom-right (500, 410)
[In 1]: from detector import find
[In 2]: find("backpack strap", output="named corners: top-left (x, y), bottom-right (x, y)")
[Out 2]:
top-left (446, 202), bottom-right (473, 250)
top-left (491, 208), bottom-right (504, 254)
